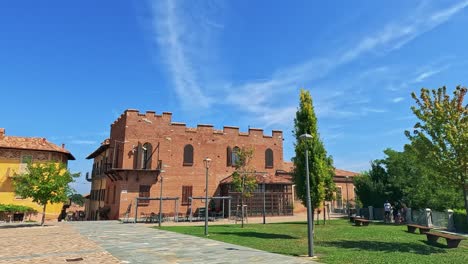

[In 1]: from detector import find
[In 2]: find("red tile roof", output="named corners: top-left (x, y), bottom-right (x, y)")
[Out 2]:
top-left (0, 132), bottom-right (75, 160)
top-left (220, 172), bottom-right (293, 184)
top-left (86, 139), bottom-right (110, 159)
top-left (283, 160), bottom-right (358, 177)
top-left (219, 167), bottom-right (358, 185)
top-left (334, 169), bottom-right (359, 177)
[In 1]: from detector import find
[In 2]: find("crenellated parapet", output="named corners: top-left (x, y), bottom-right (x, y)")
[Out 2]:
top-left (111, 109), bottom-right (283, 140)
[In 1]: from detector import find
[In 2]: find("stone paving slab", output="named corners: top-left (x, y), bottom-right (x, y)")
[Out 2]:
top-left (70, 221), bottom-right (318, 264)
top-left (0, 223), bottom-right (120, 264)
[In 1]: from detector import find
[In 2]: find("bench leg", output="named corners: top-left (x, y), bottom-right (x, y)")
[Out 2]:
top-left (446, 239), bottom-right (461, 248)
top-left (427, 235), bottom-right (439, 244)
top-left (363, 222), bottom-right (369, 226)
top-left (407, 226), bottom-right (416, 233)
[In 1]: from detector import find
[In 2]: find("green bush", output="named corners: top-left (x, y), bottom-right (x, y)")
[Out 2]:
top-left (453, 209), bottom-right (468, 233)
top-left (0, 203), bottom-right (37, 213)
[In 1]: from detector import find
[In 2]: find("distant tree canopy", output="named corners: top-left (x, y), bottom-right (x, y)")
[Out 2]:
top-left (356, 86), bottom-right (467, 214)
top-left (69, 193), bottom-right (85, 206)
top-left (355, 147), bottom-right (463, 210)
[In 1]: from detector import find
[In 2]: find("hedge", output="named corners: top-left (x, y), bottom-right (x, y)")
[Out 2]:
top-left (0, 204), bottom-right (37, 213)
top-left (453, 209), bottom-right (468, 233)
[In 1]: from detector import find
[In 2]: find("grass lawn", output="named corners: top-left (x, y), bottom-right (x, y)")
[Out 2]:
top-left (159, 219), bottom-right (468, 264)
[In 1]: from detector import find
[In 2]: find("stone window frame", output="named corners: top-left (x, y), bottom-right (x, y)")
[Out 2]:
top-left (226, 147), bottom-right (232, 166)
top-left (141, 142), bottom-right (152, 169)
top-left (265, 148), bottom-right (274, 168)
top-left (231, 146), bottom-right (240, 167)
top-left (181, 185), bottom-right (193, 206)
top-left (183, 144), bottom-right (194, 166)
top-left (138, 185), bottom-right (151, 206)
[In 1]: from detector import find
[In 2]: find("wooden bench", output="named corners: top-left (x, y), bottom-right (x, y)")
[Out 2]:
top-left (407, 224), bottom-right (432, 234)
top-left (425, 231), bottom-right (466, 248)
top-left (354, 218), bottom-right (370, 226)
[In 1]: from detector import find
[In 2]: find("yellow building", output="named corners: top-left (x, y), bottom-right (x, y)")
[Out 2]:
top-left (0, 128), bottom-right (75, 221)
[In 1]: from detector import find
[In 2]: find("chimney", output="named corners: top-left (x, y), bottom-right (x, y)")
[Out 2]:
top-left (0, 128), bottom-right (4, 139)
top-left (61, 143), bottom-right (65, 149)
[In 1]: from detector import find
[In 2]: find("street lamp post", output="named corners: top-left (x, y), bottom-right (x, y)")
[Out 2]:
top-left (203, 157), bottom-right (212, 236)
top-left (345, 176), bottom-right (349, 216)
top-left (299, 133), bottom-right (314, 257)
top-left (158, 170), bottom-right (165, 228)
top-left (263, 174), bottom-right (267, 224)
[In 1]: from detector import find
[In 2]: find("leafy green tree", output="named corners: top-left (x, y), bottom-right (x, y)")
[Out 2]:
top-left (406, 86), bottom-right (467, 221)
top-left (231, 147), bottom-right (257, 228)
top-left (355, 147), bottom-right (462, 210)
top-left (354, 161), bottom-right (389, 207)
top-left (69, 193), bottom-right (85, 206)
top-left (293, 89), bottom-right (334, 254)
top-left (13, 162), bottom-right (79, 225)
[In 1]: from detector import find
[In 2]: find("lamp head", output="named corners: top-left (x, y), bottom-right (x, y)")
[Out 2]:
top-left (299, 133), bottom-right (313, 140)
top-left (203, 157), bottom-right (212, 168)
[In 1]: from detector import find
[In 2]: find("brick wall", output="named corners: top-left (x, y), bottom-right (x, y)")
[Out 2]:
top-left (103, 110), bottom-right (286, 220)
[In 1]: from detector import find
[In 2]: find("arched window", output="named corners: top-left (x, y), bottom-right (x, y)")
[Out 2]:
top-left (226, 147), bottom-right (232, 166)
top-left (183, 144), bottom-right (194, 166)
top-left (133, 143), bottom-right (141, 169)
top-left (232, 146), bottom-right (240, 166)
top-left (141, 143), bottom-right (152, 169)
top-left (265, 148), bottom-right (274, 168)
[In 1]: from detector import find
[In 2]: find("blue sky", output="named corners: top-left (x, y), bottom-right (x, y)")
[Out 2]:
top-left (1, 1), bottom-right (468, 194)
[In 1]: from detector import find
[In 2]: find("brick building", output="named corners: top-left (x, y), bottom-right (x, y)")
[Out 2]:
top-left (86, 110), bottom-right (357, 221)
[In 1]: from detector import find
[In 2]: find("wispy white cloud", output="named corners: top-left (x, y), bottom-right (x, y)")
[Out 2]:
top-left (149, 1), bottom-right (468, 127)
top-left (150, 0), bottom-right (214, 108)
top-left (221, 2), bottom-right (466, 125)
top-left (413, 70), bottom-right (441, 83)
top-left (411, 64), bottom-right (451, 83)
top-left (70, 140), bottom-right (97, 145)
top-left (392, 97), bottom-right (405, 103)
top-left (361, 107), bottom-right (387, 114)
top-left (341, 0), bottom-right (468, 63)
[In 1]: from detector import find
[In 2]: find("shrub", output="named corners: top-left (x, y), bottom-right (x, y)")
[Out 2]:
top-left (0, 203), bottom-right (37, 213)
top-left (453, 209), bottom-right (468, 233)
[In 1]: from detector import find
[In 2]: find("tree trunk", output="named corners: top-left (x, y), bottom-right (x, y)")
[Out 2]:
top-left (41, 204), bottom-right (47, 226)
top-left (323, 201), bottom-right (326, 225)
top-left (316, 209), bottom-right (320, 225)
top-left (241, 175), bottom-right (245, 228)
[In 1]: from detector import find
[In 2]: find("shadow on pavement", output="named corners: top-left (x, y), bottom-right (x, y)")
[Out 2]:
top-left (215, 231), bottom-right (298, 239)
top-left (0, 223), bottom-right (45, 229)
top-left (321, 240), bottom-right (447, 255)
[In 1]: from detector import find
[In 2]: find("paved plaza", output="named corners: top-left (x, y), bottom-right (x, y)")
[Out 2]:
top-left (0, 223), bottom-right (119, 264)
top-left (0, 220), bottom-right (318, 264)
top-left (71, 221), bottom-right (317, 264)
